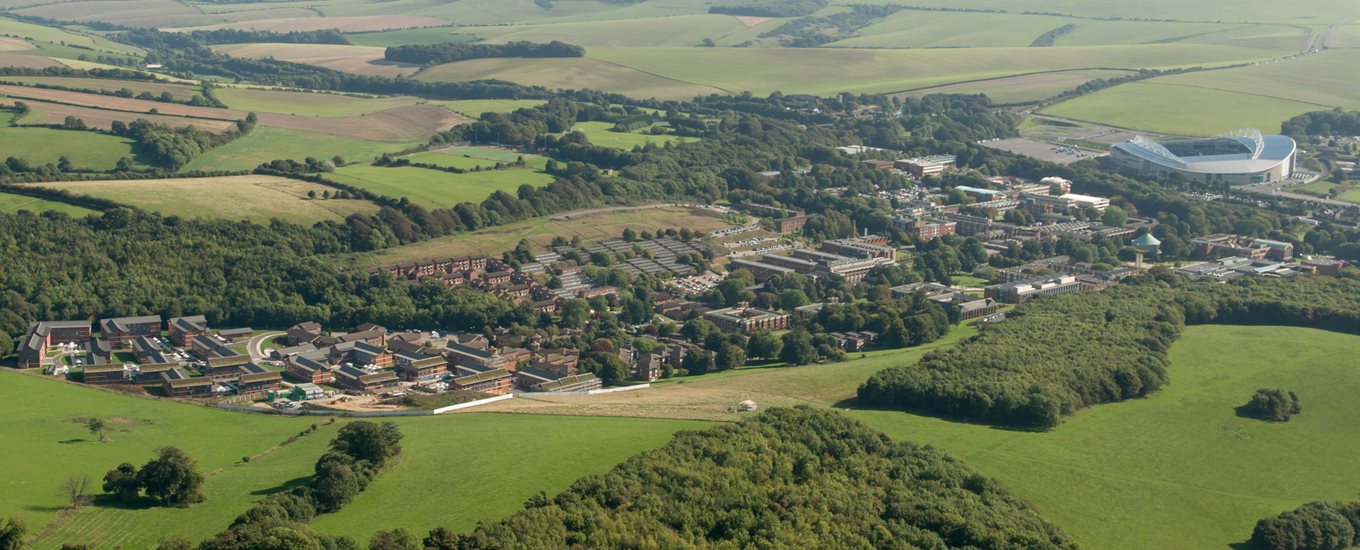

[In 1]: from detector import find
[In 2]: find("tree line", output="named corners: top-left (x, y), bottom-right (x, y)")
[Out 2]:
top-left (709, 0), bottom-right (827, 17)
top-left (384, 41), bottom-right (585, 65)
top-left (858, 273), bottom-right (1360, 429)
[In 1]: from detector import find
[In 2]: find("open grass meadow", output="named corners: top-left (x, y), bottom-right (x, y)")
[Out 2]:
top-left (0, 16), bottom-right (141, 58)
top-left (897, 69), bottom-right (1134, 105)
top-left (344, 27), bottom-right (477, 47)
top-left (404, 148), bottom-right (549, 171)
top-left (326, 164), bottom-right (554, 209)
top-left (308, 414), bottom-right (709, 540)
top-left (180, 126), bottom-right (415, 172)
top-left (565, 121), bottom-right (694, 149)
top-left (340, 205), bottom-right (737, 268)
top-left (837, 0), bottom-right (1353, 25)
top-left (462, 13), bottom-right (747, 47)
top-left (0, 76), bottom-right (202, 102)
top-left (0, 190), bottom-right (96, 216)
top-left (0, 112), bottom-right (139, 170)
top-left (31, 176), bottom-right (381, 224)
top-left (214, 87), bottom-right (424, 117)
top-left (0, 371), bottom-right (708, 548)
top-left (1040, 81), bottom-right (1326, 136)
top-left (1147, 49), bottom-right (1360, 111)
top-left (486, 324), bottom-right (1360, 549)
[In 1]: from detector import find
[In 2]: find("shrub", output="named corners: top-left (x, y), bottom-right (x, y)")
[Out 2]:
top-left (1242, 388), bottom-right (1302, 422)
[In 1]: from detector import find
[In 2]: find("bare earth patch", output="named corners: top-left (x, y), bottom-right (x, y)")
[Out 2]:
top-left (0, 37), bottom-right (34, 51)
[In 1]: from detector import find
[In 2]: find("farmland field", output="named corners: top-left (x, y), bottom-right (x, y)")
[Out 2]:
top-left (0, 112), bottom-right (140, 170)
top-left (565, 121), bottom-right (694, 149)
top-left (896, 69), bottom-right (1134, 105)
top-left (181, 126), bottom-right (417, 172)
top-left (0, 371), bottom-right (707, 549)
top-left (1144, 49), bottom-right (1360, 110)
top-left (344, 27), bottom-right (477, 47)
top-left (31, 176), bottom-right (381, 224)
top-left (214, 87), bottom-right (424, 117)
top-left (0, 16), bottom-right (141, 57)
top-left (212, 43), bottom-right (420, 77)
top-left (0, 76), bottom-right (203, 101)
top-left (1041, 81), bottom-right (1330, 136)
top-left (485, 324), bottom-right (1360, 550)
top-left (414, 57), bottom-right (726, 100)
top-left (836, 0), bottom-right (1353, 24)
top-left (404, 147), bottom-right (549, 171)
top-left (0, 84), bottom-right (235, 120)
top-left (445, 99), bottom-right (546, 117)
top-left (0, 190), bottom-right (96, 216)
top-left (327, 164), bottom-right (554, 209)
top-left (172, 14), bottom-right (449, 33)
top-left (463, 13), bottom-right (747, 47)
top-left (341, 205), bottom-right (737, 268)
top-left (2, 97), bottom-right (239, 133)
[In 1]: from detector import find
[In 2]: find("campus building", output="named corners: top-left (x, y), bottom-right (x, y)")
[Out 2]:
top-left (705, 304), bottom-right (791, 334)
top-left (1109, 130), bottom-right (1296, 185)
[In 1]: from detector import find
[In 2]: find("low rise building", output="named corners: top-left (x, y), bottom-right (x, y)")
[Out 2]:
top-left (168, 315), bottom-right (210, 346)
top-left (99, 315), bottom-right (162, 348)
top-left (161, 368), bottom-right (216, 398)
top-left (895, 155), bottom-right (956, 178)
top-left (333, 365), bottom-right (399, 393)
top-left (986, 275), bottom-right (1083, 304)
top-left (705, 305), bottom-right (791, 334)
top-left (83, 364), bottom-right (128, 385)
top-left (287, 322), bottom-right (323, 345)
top-left (16, 320), bottom-right (92, 368)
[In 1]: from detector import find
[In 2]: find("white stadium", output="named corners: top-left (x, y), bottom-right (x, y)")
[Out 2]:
top-left (1108, 129), bottom-right (1296, 185)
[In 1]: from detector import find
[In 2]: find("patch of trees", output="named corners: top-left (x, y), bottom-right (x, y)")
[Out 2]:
top-left (1030, 24), bottom-right (1077, 47)
top-left (858, 275), bottom-right (1360, 429)
top-left (1282, 109), bottom-right (1360, 141)
top-left (438, 407), bottom-right (1077, 548)
top-left (758, 5), bottom-right (905, 47)
top-left (109, 116), bottom-right (255, 170)
top-left (198, 421), bottom-right (402, 549)
top-left (384, 40), bottom-right (585, 65)
top-left (709, 0), bottom-right (827, 18)
top-left (101, 447), bottom-right (206, 507)
top-left (1240, 388), bottom-right (1302, 422)
top-left (1251, 501), bottom-right (1360, 550)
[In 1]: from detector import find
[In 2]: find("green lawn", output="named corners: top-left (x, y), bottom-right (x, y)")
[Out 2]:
top-left (181, 126), bottom-right (415, 172)
top-left (0, 112), bottom-right (139, 171)
top-left (444, 99), bottom-right (545, 117)
top-left (214, 87), bottom-right (422, 118)
top-left (0, 370), bottom-right (708, 548)
top-left (309, 414), bottom-right (708, 540)
top-left (327, 164), bottom-right (554, 209)
top-left (564, 121), bottom-right (694, 150)
top-left (0, 190), bottom-right (96, 216)
top-left (851, 325), bottom-right (1360, 549)
top-left (1041, 81), bottom-right (1327, 136)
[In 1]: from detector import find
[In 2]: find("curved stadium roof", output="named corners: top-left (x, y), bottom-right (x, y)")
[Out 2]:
top-left (1113, 129), bottom-right (1295, 174)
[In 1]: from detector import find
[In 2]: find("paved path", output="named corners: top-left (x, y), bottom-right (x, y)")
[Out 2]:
top-left (247, 331), bottom-right (286, 360)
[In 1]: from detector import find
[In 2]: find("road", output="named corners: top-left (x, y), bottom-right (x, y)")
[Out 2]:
top-left (247, 331), bottom-right (286, 360)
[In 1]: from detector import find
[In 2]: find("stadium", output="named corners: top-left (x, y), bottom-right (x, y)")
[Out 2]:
top-left (1108, 129), bottom-right (1296, 185)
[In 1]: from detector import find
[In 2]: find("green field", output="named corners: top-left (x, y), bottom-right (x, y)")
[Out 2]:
top-left (34, 176), bottom-right (381, 224)
top-left (0, 190), bottom-right (96, 216)
top-left (0, 371), bottom-right (707, 548)
top-left (0, 76), bottom-right (202, 101)
top-left (836, 0), bottom-right (1353, 25)
top-left (327, 164), bottom-right (554, 209)
top-left (411, 43), bottom-right (1292, 99)
top-left (214, 87), bottom-right (422, 117)
top-left (404, 148), bottom-right (548, 171)
top-left (344, 27), bottom-right (477, 47)
top-left (181, 125), bottom-right (415, 172)
top-left (851, 325), bottom-right (1360, 549)
top-left (1146, 49), bottom-right (1360, 111)
top-left (898, 69), bottom-right (1134, 105)
top-left (0, 112), bottom-right (140, 170)
top-left (1041, 81), bottom-right (1326, 136)
top-left (463, 13), bottom-right (747, 47)
top-left (0, 17), bottom-right (142, 58)
top-left (308, 414), bottom-right (708, 539)
top-left (564, 121), bottom-right (694, 149)
top-left (444, 99), bottom-right (546, 117)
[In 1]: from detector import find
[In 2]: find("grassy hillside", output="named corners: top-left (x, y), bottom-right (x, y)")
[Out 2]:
top-left (327, 164), bottom-right (554, 209)
top-left (0, 113), bottom-right (140, 171)
top-left (1041, 81), bottom-right (1329, 136)
top-left (181, 126), bottom-right (414, 172)
top-left (32, 176), bottom-right (381, 224)
top-left (214, 88), bottom-right (424, 118)
top-left (565, 121), bottom-right (695, 149)
top-left (853, 325), bottom-right (1360, 549)
top-left (445, 99), bottom-right (546, 117)
top-left (0, 191), bottom-right (96, 216)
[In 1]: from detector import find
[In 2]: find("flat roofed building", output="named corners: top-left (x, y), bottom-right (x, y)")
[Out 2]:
top-left (705, 305), bottom-right (791, 334)
top-left (1191, 234), bottom-right (1293, 261)
top-left (728, 258), bottom-right (797, 282)
top-left (895, 155), bottom-right (956, 178)
top-left (986, 275), bottom-right (1082, 304)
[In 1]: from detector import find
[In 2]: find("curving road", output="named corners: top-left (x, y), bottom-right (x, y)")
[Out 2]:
top-left (247, 331), bottom-right (286, 361)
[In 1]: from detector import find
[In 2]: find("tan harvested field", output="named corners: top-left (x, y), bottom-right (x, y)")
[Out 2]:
top-left (176, 15), bottom-right (449, 33)
top-left (0, 37), bottom-right (34, 50)
top-left (342, 205), bottom-right (736, 268)
top-left (0, 76), bottom-right (202, 101)
top-left (31, 176), bottom-right (381, 224)
top-left (255, 104), bottom-right (470, 142)
top-left (733, 16), bottom-right (770, 28)
top-left (0, 84), bottom-right (236, 119)
top-left (0, 98), bottom-right (239, 132)
top-left (0, 53), bottom-right (61, 68)
top-left (213, 43), bottom-right (420, 77)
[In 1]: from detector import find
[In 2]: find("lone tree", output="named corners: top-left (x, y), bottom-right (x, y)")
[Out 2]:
top-left (102, 462), bottom-right (141, 503)
top-left (1241, 388), bottom-right (1302, 422)
top-left (86, 417), bottom-right (109, 443)
top-left (59, 475), bottom-right (93, 509)
top-left (330, 421), bottom-right (403, 464)
top-left (137, 447), bottom-right (205, 506)
top-left (0, 517), bottom-right (25, 550)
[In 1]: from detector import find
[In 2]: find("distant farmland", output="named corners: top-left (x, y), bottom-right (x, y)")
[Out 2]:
top-left (0, 112), bottom-right (141, 170)
top-left (31, 176), bottom-right (381, 224)
top-left (180, 126), bottom-right (416, 172)
top-left (327, 164), bottom-right (554, 209)
top-left (213, 43), bottom-right (421, 78)
top-left (564, 121), bottom-right (695, 149)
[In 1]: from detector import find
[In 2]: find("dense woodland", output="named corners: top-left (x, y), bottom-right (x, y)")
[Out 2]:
top-left (384, 41), bottom-right (585, 65)
top-left (1250, 501), bottom-right (1360, 550)
top-left (445, 407), bottom-right (1077, 548)
top-left (858, 274), bottom-right (1360, 429)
